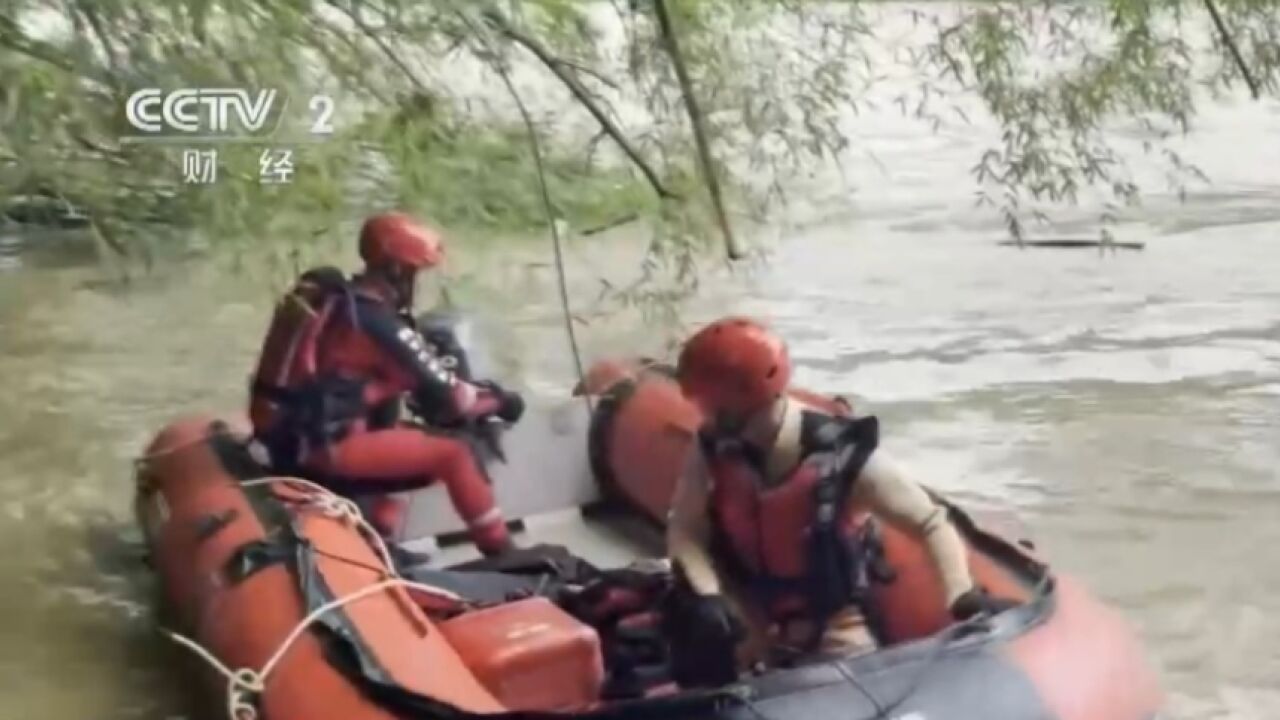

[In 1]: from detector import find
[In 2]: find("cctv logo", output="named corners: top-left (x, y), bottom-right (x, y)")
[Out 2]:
top-left (124, 88), bottom-right (281, 135)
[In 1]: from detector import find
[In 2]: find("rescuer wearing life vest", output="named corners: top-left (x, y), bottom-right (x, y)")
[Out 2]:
top-left (665, 316), bottom-right (1016, 683)
top-left (248, 212), bottom-right (525, 557)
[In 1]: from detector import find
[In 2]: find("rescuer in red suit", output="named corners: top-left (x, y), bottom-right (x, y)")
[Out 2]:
top-left (248, 212), bottom-right (524, 558)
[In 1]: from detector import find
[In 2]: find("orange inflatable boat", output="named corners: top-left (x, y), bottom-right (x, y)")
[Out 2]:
top-left (134, 359), bottom-right (1166, 720)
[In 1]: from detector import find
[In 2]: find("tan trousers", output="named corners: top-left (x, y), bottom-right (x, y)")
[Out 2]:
top-left (719, 572), bottom-right (879, 669)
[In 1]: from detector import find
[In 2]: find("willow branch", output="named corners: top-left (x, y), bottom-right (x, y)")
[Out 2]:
top-left (304, 16), bottom-right (395, 105)
top-left (581, 212), bottom-right (640, 236)
top-left (77, 4), bottom-right (121, 75)
top-left (71, 134), bottom-right (129, 165)
top-left (650, 0), bottom-right (742, 260)
top-left (452, 6), bottom-right (592, 411)
top-left (555, 57), bottom-right (622, 91)
top-left (85, 218), bottom-right (129, 257)
top-left (481, 8), bottom-right (677, 201)
top-left (1202, 0), bottom-right (1261, 100)
top-left (326, 0), bottom-right (432, 94)
top-left (0, 18), bottom-right (110, 88)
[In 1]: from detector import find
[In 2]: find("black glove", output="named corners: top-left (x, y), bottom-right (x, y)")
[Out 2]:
top-left (688, 593), bottom-right (743, 642)
top-left (495, 388), bottom-right (525, 423)
top-left (949, 587), bottom-right (1020, 621)
top-left (476, 380), bottom-right (525, 423)
top-left (664, 592), bottom-right (744, 688)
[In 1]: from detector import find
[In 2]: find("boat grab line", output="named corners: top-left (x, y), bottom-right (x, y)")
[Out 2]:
top-left (160, 476), bottom-right (466, 720)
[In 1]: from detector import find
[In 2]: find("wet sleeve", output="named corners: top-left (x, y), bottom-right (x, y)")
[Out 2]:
top-left (353, 298), bottom-right (463, 413)
top-left (667, 449), bottom-right (722, 596)
top-left (852, 449), bottom-right (975, 606)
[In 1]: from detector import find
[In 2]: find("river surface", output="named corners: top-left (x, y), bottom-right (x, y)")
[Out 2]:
top-left (4, 5), bottom-right (1280, 720)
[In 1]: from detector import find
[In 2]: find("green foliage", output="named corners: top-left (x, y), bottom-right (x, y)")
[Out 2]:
top-left (369, 105), bottom-right (657, 232)
top-left (3, 0), bottom-right (1280, 302)
top-left (0, 0), bottom-right (657, 273)
top-left (908, 0), bottom-right (1280, 241)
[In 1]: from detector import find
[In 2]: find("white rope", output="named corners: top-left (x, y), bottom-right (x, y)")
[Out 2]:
top-left (161, 476), bottom-right (466, 720)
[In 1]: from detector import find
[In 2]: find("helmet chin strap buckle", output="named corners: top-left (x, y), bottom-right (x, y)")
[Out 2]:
top-left (370, 264), bottom-right (418, 311)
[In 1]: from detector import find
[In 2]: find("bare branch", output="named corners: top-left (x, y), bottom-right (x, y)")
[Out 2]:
top-left (650, 0), bottom-right (742, 260)
top-left (77, 3), bottom-right (121, 76)
top-left (1203, 0), bottom-right (1261, 99)
top-left (303, 14), bottom-right (396, 104)
top-left (325, 0), bottom-right (432, 94)
top-left (452, 5), bottom-right (592, 409)
top-left (481, 8), bottom-right (677, 201)
top-left (581, 212), bottom-right (640, 236)
top-left (555, 57), bottom-right (622, 91)
top-left (71, 133), bottom-right (129, 165)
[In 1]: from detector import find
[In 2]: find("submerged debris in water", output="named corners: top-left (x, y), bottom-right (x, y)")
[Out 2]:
top-left (998, 239), bottom-right (1146, 250)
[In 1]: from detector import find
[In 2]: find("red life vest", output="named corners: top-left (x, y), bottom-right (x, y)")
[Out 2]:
top-left (248, 267), bottom-right (352, 440)
top-left (701, 404), bottom-right (883, 636)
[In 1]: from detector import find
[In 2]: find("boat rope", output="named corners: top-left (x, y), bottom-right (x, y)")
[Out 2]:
top-left (865, 575), bottom-right (1054, 718)
top-left (158, 475), bottom-right (466, 720)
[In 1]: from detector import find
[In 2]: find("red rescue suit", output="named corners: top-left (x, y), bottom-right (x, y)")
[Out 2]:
top-left (700, 408), bottom-right (890, 646)
top-left (248, 267), bottom-right (510, 552)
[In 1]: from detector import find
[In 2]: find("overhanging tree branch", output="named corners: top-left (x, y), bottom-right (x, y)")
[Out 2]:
top-left (76, 4), bottom-right (121, 76)
top-left (300, 17), bottom-right (395, 105)
top-left (554, 57), bottom-right (621, 91)
top-left (1202, 0), bottom-right (1261, 99)
top-left (480, 8), bottom-right (677, 201)
top-left (452, 5), bottom-right (592, 412)
top-left (0, 16), bottom-right (112, 89)
top-left (650, 0), bottom-right (742, 260)
top-left (326, 0), bottom-right (433, 95)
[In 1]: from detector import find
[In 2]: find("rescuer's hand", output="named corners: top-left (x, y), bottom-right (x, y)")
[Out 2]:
top-left (665, 584), bottom-right (745, 687)
top-left (949, 587), bottom-right (1019, 621)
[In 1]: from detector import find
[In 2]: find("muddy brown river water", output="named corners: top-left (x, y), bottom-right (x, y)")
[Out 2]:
top-left (3, 5), bottom-right (1280, 718)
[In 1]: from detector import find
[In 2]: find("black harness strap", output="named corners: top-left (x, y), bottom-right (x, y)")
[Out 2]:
top-left (252, 380), bottom-right (301, 404)
top-left (799, 415), bottom-right (880, 651)
top-left (705, 412), bottom-right (888, 654)
top-left (254, 266), bottom-right (364, 444)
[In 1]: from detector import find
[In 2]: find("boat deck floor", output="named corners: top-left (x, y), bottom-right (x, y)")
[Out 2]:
top-left (405, 508), bottom-right (661, 570)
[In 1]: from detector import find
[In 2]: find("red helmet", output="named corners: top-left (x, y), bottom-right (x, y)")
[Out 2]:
top-left (676, 316), bottom-right (792, 417)
top-left (358, 212), bottom-right (444, 270)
